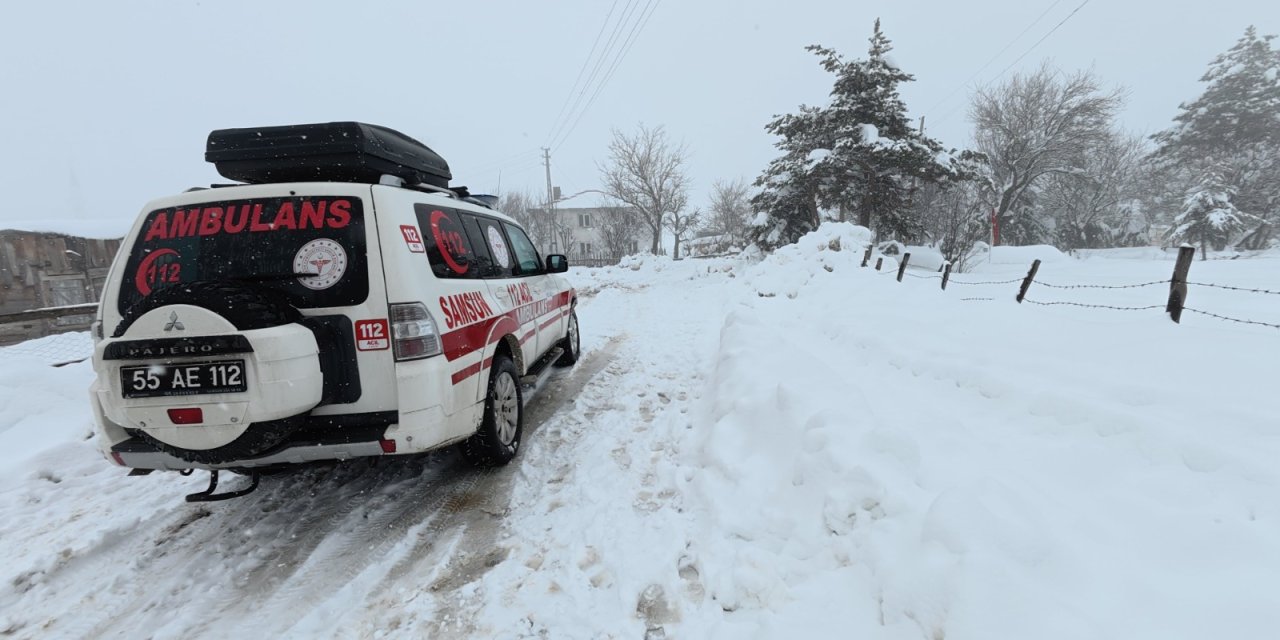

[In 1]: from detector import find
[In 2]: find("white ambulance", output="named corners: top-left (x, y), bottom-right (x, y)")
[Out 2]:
top-left (88, 122), bottom-right (579, 500)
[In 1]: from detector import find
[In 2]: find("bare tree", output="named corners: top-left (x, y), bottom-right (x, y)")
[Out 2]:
top-left (665, 207), bottom-right (703, 260)
top-left (913, 181), bottom-right (992, 271)
top-left (497, 190), bottom-right (534, 228)
top-left (970, 62), bottom-right (1125, 244)
top-left (599, 124), bottom-right (690, 254)
top-left (498, 190), bottom-right (555, 249)
top-left (707, 178), bottom-right (752, 246)
top-left (596, 203), bottom-right (645, 261)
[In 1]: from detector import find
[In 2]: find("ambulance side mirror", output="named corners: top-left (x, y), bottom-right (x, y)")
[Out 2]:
top-left (545, 254), bottom-right (569, 273)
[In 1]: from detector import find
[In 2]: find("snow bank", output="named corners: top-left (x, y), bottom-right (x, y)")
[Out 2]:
top-left (0, 356), bottom-right (96, 471)
top-left (985, 244), bottom-right (1068, 264)
top-left (903, 244), bottom-right (946, 272)
top-left (1072, 246), bottom-right (1179, 261)
top-left (676, 225), bottom-right (1280, 638)
top-left (743, 222), bottom-right (874, 299)
top-left (1, 331), bottom-right (94, 366)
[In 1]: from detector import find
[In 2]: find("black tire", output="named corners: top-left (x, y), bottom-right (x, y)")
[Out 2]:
top-left (462, 355), bottom-right (523, 467)
top-left (133, 415), bottom-right (305, 465)
top-left (114, 281), bottom-right (311, 463)
top-left (113, 281), bottom-right (300, 338)
top-left (554, 309), bottom-right (580, 367)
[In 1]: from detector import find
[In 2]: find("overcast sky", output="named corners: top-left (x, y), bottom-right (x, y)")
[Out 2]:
top-left (1, 0), bottom-right (1276, 234)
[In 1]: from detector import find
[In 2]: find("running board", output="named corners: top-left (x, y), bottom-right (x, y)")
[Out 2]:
top-left (520, 347), bottom-right (563, 389)
top-left (185, 470), bottom-right (260, 502)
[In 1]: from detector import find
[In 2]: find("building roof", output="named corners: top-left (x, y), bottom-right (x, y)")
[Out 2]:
top-left (0, 219), bottom-right (131, 239)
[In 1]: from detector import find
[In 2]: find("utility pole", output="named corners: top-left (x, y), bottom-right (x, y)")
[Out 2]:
top-left (542, 147), bottom-right (556, 252)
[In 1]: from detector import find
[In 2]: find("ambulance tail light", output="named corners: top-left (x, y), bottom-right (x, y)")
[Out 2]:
top-left (390, 302), bottom-right (442, 361)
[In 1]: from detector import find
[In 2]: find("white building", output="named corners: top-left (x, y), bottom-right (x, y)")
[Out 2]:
top-left (529, 205), bottom-right (646, 267)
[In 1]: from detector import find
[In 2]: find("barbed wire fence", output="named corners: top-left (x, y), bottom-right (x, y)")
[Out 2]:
top-left (868, 246), bottom-right (1280, 331)
top-left (2, 246), bottom-right (1276, 369)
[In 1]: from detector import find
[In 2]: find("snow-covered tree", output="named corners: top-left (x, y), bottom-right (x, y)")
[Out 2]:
top-left (1043, 132), bottom-right (1148, 251)
top-left (750, 20), bottom-right (965, 250)
top-left (970, 62), bottom-right (1125, 245)
top-left (1152, 26), bottom-right (1280, 161)
top-left (707, 178), bottom-right (752, 247)
top-left (748, 106), bottom-right (828, 251)
top-left (1150, 26), bottom-right (1280, 248)
top-left (1170, 168), bottom-right (1259, 259)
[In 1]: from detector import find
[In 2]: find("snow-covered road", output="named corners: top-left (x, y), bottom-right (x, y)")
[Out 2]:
top-left (4, 225), bottom-right (1279, 639)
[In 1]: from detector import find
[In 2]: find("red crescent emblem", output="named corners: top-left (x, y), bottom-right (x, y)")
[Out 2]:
top-left (430, 209), bottom-right (469, 275)
top-left (134, 248), bottom-right (179, 296)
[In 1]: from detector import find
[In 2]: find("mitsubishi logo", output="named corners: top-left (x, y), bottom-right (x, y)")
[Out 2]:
top-left (164, 311), bottom-right (185, 332)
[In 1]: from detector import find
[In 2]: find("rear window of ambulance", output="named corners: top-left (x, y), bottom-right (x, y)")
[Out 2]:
top-left (117, 195), bottom-right (369, 314)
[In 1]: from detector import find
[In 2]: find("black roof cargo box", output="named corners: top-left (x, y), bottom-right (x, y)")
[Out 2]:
top-left (206, 122), bottom-right (452, 188)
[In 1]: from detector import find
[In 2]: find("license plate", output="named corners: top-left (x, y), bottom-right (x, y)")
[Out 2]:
top-left (121, 360), bottom-right (247, 399)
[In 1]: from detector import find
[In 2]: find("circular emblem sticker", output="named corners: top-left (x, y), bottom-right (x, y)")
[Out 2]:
top-left (487, 226), bottom-right (511, 268)
top-left (293, 239), bottom-right (348, 290)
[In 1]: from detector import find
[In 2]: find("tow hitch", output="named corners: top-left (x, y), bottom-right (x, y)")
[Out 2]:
top-left (185, 470), bottom-right (260, 502)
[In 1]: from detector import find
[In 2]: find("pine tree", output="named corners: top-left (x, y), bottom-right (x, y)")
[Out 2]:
top-left (748, 106), bottom-right (828, 251)
top-left (1150, 26), bottom-right (1280, 247)
top-left (1153, 26), bottom-right (1280, 160)
top-left (1169, 167), bottom-right (1258, 259)
top-left (750, 20), bottom-right (964, 250)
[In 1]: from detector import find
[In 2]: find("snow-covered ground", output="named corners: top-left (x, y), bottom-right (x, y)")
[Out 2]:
top-left (3, 225), bottom-right (1279, 639)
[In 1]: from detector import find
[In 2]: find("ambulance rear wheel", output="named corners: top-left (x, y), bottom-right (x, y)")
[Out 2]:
top-left (462, 356), bottom-right (523, 467)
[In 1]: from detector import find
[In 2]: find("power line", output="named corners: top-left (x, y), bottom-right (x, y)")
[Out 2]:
top-left (989, 0), bottom-right (1091, 83)
top-left (552, 0), bottom-right (661, 153)
top-left (469, 148), bottom-right (542, 173)
top-left (546, 0), bottom-right (643, 147)
top-left (544, 0), bottom-right (622, 142)
top-left (924, 0), bottom-right (1063, 117)
top-left (931, 0), bottom-right (1091, 128)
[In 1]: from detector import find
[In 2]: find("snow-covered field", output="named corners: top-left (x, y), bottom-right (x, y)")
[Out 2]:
top-left (3, 225), bottom-right (1279, 639)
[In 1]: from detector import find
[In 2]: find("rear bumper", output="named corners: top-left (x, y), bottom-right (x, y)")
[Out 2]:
top-left (109, 411), bottom-right (396, 470)
top-left (112, 440), bottom-right (387, 471)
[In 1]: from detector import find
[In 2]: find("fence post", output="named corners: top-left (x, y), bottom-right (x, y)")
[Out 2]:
top-left (875, 257), bottom-right (883, 271)
top-left (1016, 259), bottom-right (1041, 303)
top-left (941, 263), bottom-right (952, 290)
top-left (1166, 245), bottom-right (1195, 323)
top-left (861, 246), bottom-right (873, 268)
top-left (896, 253), bottom-right (911, 282)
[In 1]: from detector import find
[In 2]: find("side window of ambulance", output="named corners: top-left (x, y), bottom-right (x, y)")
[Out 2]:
top-left (503, 223), bottom-right (543, 276)
top-left (458, 213), bottom-right (498, 278)
top-left (467, 215), bottom-right (514, 279)
top-left (415, 204), bottom-right (477, 279)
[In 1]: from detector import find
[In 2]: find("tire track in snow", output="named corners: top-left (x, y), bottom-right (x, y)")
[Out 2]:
top-left (345, 337), bottom-right (626, 639)
top-left (38, 463), bottom-right (400, 639)
top-left (5, 339), bottom-right (622, 640)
